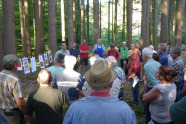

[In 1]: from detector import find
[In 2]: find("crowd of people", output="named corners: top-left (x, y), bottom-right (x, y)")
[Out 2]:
top-left (0, 39), bottom-right (186, 124)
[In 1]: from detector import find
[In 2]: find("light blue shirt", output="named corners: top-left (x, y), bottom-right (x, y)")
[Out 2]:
top-left (167, 54), bottom-right (173, 66)
top-left (144, 59), bottom-right (161, 88)
top-left (47, 66), bottom-right (64, 80)
top-left (63, 96), bottom-right (136, 124)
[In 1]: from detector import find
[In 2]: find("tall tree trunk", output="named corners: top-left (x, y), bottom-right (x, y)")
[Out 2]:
top-left (112, 0), bottom-right (114, 42)
top-left (81, 0), bottom-right (84, 43)
top-left (0, 13), bottom-right (3, 71)
top-left (99, 0), bottom-right (101, 39)
top-left (174, 0), bottom-right (185, 48)
top-left (145, 0), bottom-right (150, 46)
top-left (149, 0), bottom-right (153, 45)
top-left (73, 0), bottom-right (76, 41)
top-left (114, 0), bottom-right (117, 45)
top-left (48, 0), bottom-right (57, 57)
top-left (93, 0), bottom-right (99, 45)
top-left (2, 0), bottom-right (16, 55)
top-left (87, 0), bottom-right (89, 45)
top-left (160, 0), bottom-right (169, 43)
top-left (108, 0), bottom-right (110, 45)
top-left (61, 0), bottom-right (66, 41)
top-left (140, 0), bottom-right (146, 47)
top-left (122, 0), bottom-right (126, 41)
top-left (67, 0), bottom-right (75, 48)
top-left (152, 0), bottom-right (158, 50)
top-left (33, 0), bottom-right (45, 56)
top-left (126, 0), bottom-right (133, 48)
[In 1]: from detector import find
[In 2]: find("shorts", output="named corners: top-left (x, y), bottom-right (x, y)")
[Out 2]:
top-left (80, 58), bottom-right (88, 65)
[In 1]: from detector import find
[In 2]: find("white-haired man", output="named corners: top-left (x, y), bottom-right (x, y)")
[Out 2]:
top-left (93, 39), bottom-right (106, 58)
top-left (148, 45), bottom-right (157, 53)
top-left (63, 61), bottom-right (136, 124)
top-left (142, 47), bottom-right (161, 124)
top-left (54, 55), bottom-right (81, 97)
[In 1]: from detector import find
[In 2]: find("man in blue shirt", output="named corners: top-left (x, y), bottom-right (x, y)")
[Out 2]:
top-left (158, 43), bottom-right (168, 65)
top-left (63, 60), bottom-right (136, 124)
top-left (142, 47), bottom-right (161, 124)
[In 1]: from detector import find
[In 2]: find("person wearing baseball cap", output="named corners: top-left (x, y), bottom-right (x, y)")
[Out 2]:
top-left (124, 50), bottom-right (141, 106)
top-left (63, 60), bottom-right (136, 124)
top-left (0, 54), bottom-right (26, 124)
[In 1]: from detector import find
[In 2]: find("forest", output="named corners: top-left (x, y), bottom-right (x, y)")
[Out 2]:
top-left (0, 0), bottom-right (185, 70)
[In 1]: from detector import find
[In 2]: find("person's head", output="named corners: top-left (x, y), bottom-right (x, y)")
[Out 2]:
top-left (90, 54), bottom-right (100, 66)
top-left (136, 42), bottom-right (140, 48)
top-left (166, 48), bottom-right (171, 55)
top-left (156, 65), bottom-right (177, 83)
top-left (55, 53), bottom-right (65, 65)
top-left (82, 39), bottom-right (86, 45)
top-left (37, 69), bottom-right (53, 85)
top-left (158, 43), bottom-right (166, 54)
top-left (170, 47), bottom-right (181, 60)
top-left (142, 47), bottom-right (153, 62)
top-left (3, 54), bottom-right (19, 71)
top-left (122, 41), bottom-right (126, 48)
top-left (85, 60), bottom-right (117, 91)
top-left (148, 45), bottom-right (154, 51)
top-left (61, 41), bottom-right (67, 51)
top-left (110, 44), bottom-right (115, 51)
top-left (127, 50), bottom-right (135, 60)
top-left (152, 53), bottom-right (159, 62)
top-left (72, 42), bottom-right (77, 48)
top-left (97, 39), bottom-right (101, 45)
top-left (64, 55), bottom-right (76, 69)
top-left (106, 56), bottom-right (117, 68)
top-left (131, 44), bottom-right (135, 50)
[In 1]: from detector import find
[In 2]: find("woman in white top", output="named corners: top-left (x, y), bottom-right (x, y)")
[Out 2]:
top-left (143, 65), bottom-right (177, 124)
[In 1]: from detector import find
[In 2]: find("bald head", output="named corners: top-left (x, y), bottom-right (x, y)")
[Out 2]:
top-left (37, 69), bottom-right (52, 84)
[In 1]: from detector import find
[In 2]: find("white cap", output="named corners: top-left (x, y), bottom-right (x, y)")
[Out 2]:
top-left (122, 41), bottom-right (126, 44)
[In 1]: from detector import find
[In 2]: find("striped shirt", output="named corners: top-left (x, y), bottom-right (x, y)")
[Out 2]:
top-left (0, 69), bottom-right (24, 109)
top-left (170, 57), bottom-right (184, 83)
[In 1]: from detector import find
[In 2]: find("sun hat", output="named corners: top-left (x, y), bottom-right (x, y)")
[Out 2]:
top-left (3, 54), bottom-right (19, 66)
top-left (85, 60), bottom-right (117, 88)
top-left (127, 50), bottom-right (135, 58)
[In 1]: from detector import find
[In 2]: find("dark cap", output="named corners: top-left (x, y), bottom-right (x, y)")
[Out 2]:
top-left (68, 88), bottom-right (79, 100)
top-left (3, 54), bottom-right (19, 66)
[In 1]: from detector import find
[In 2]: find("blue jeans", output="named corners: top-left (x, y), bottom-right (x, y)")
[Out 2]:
top-left (130, 75), bottom-right (140, 104)
top-left (145, 87), bottom-right (152, 124)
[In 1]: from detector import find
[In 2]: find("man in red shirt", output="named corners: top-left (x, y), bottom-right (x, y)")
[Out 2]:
top-left (79, 39), bottom-right (90, 74)
top-left (107, 44), bottom-right (120, 60)
top-left (124, 50), bottom-right (141, 106)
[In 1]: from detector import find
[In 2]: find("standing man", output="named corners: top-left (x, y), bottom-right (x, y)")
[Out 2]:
top-left (158, 43), bottom-right (168, 66)
top-left (79, 39), bottom-right (90, 74)
top-left (166, 48), bottom-right (173, 66)
top-left (119, 41), bottom-right (129, 75)
top-left (136, 42), bottom-right (143, 81)
top-left (24, 69), bottom-right (70, 124)
top-left (54, 41), bottom-right (70, 62)
top-left (0, 54), bottom-right (26, 124)
top-left (142, 47), bottom-right (161, 124)
top-left (63, 60), bottom-right (136, 124)
top-left (124, 50), bottom-right (141, 106)
top-left (131, 43), bottom-right (141, 60)
top-left (70, 42), bottom-right (80, 71)
top-left (107, 44), bottom-right (120, 60)
top-left (169, 47), bottom-right (184, 101)
top-left (93, 39), bottom-right (106, 58)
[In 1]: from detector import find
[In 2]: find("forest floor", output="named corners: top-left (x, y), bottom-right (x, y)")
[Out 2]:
top-left (16, 51), bottom-right (186, 124)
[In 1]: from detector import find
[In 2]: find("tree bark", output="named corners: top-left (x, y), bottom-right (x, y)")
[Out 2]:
top-left (174, 0), bottom-right (185, 48)
top-left (93, 0), bottom-right (99, 45)
top-left (122, 0), bottom-right (126, 41)
top-left (108, 0), bottom-right (110, 45)
top-left (114, 0), bottom-right (117, 45)
top-left (112, 0), bottom-right (114, 42)
top-left (0, 13), bottom-right (3, 71)
top-left (87, 0), bottom-right (89, 45)
top-left (67, 0), bottom-right (75, 48)
top-left (2, 0), bottom-right (16, 55)
top-left (61, 0), bottom-right (66, 41)
top-left (81, 0), bottom-right (85, 43)
top-left (145, 0), bottom-right (150, 46)
top-left (48, 0), bottom-right (57, 57)
top-left (140, 0), bottom-right (146, 47)
top-left (160, 0), bottom-right (169, 43)
top-left (152, 0), bottom-right (158, 50)
top-left (99, 0), bottom-right (101, 39)
top-left (149, 0), bottom-right (153, 45)
top-left (73, 0), bottom-right (76, 41)
top-left (39, 0), bottom-right (45, 53)
top-left (126, 0), bottom-right (133, 48)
